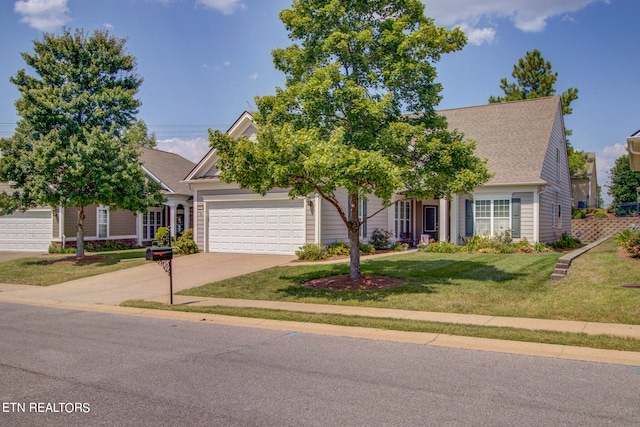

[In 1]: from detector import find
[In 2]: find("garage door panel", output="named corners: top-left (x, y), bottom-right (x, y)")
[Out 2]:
top-left (0, 210), bottom-right (53, 252)
top-left (208, 200), bottom-right (305, 255)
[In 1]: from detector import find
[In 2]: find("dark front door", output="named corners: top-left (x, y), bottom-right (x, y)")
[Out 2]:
top-left (423, 205), bottom-right (439, 241)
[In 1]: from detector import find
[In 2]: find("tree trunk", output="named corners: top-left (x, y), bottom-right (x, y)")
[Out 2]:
top-left (348, 193), bottom-right (361, 280)
top-left (76, 206), bottom-right (85, 258)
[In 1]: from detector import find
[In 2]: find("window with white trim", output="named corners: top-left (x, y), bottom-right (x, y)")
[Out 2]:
top-left (475, 199), bottom-right (510, 237)
top-left (395, 200), bottom-right (411, 237)
top-left (97, 207), bottom-right (109, 239)
top-left (143, 208), bottom-right (163, 240)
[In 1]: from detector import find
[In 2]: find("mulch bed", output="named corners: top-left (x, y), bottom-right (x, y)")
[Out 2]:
top-left (302, 274), bottom-right (405, 291)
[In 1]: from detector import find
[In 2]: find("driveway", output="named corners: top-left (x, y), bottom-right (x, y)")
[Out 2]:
top-left (0, 252), bottom-right (296, 305)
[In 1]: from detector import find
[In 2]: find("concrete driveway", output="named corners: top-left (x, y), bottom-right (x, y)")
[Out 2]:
top-left (0, 252), bottom-right (296, 305)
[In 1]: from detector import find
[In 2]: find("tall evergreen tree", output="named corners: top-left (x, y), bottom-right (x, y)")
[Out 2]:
top-left (489, 49), bottom-right (588, 175)
top-left (210, 0), bottom-right (490, 279)
top-left (0, 28), bottom-right (163, 257)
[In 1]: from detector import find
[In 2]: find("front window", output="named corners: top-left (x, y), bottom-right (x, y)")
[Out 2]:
top-left (97, 207), bottom-right (108, 239)
top-left (143, 208), bottom-right (163, 240)
top-left (475, 199), bottom-right (510, 237)
top-left (395, 200), bottom-right (411, 237)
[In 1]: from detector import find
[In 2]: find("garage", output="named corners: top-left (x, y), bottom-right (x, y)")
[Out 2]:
top-left (0, 209), bottom-right (53, 252)
top-left (208, 199), bottom-right (306, 255)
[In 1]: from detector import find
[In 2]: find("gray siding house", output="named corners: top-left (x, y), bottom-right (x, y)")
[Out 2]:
top-left (185, 96), bottom-right (572, 255)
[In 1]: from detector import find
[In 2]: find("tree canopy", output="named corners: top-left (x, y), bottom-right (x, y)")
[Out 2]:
top-left (0, 28), bottom-right (163, 256)
top-left (608, 154), bottom-right (640, 211)
top-left (210, 0), bottom-right (490, 279)
top-left (488, 49), bottom-right (588, 176)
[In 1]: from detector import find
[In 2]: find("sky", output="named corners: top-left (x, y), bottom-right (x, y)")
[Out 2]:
top-left (1, 0), bottom-right (639, 205)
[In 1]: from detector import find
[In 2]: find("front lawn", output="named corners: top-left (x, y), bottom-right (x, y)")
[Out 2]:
top-left (179, 239), bottom-right (640, 325)
top-left (0, 250), bottom-right (147, 286)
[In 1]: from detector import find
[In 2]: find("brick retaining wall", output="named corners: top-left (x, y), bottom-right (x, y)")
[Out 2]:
top-left (571, 217), bottom-right (639, 242)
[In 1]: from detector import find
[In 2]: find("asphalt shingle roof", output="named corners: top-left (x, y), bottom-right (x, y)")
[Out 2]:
top-left (439, 96), bottom-right (561, 185)
top-left (140, 147), bottom-right (195, 195)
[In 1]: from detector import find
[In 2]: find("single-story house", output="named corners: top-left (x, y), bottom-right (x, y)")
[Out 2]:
top-left (185, 96), bottom-right (572, 255)
top-left (0, 147), bottom-right (195, 251)
top-left (570, 152), bottom-right (599, 209)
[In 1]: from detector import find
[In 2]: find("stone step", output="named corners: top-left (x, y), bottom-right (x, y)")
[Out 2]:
top-left (550, 273), bottom-right (565, 281)
top-left (553, 267), bottom-right (568, 275)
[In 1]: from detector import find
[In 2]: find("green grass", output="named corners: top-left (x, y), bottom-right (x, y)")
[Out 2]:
top-left (122, 300), bottom-right (640, 352)
top-left (178, 240), bottom-right (640, 325)
top-left (0, 249), bottom-right (147, 286)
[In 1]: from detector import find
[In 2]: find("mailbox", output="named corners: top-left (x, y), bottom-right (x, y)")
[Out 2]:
top-left (146, 246), bottom-right (173, 261)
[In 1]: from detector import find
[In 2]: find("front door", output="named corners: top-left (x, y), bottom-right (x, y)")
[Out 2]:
top-left (423, 205), bottom-right (439, 241)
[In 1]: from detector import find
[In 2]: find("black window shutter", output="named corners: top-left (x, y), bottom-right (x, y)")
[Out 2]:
top-left (511, 198), bottom-right (521, 238)
top-left (465, 199), bottom-right (473, 237)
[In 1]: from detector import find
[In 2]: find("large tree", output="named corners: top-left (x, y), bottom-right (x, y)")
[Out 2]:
top-left (210, 0), bottom-right (490, 279)
top-left (0, 28), bottom-right (163, 257)
top-left (488, 49), bottom-right (588, 175)
top-left (608, 154), bottom-right (640, 213)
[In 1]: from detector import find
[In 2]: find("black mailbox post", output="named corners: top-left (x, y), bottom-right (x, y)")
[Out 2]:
top-left (146, 245), bottom-right (174, 304)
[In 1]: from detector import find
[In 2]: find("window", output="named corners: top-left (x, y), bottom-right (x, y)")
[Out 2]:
top-left (97, 207), bottom-right (108, 239)
top-left (143, 208), bottom-right (163, 240)
top-left (395, 200), bottom-right (411, 237)
top-left (551, 203), bottom-right (556, 227)
top-left (359, 199), bottom-right (367, 238)
top-left (474, 199), bottom-right (510, 237)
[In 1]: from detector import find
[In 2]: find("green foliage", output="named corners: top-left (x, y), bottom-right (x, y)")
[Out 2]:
top-left (463, 234), bottom-right (549, 254)
top-left (614, 226), bottom-right (640, 257)
top-left (358, 243), bottom-right (376, 255)
top-left (608, 154), bottom-right (640, 209)
top-left (369, 229), bottom-right (394, 249)
top-left (153, 227), bottom-right (170, 246)
top-left (594, 211), bottom-right (608, 218)
top-left (0, 28), bottom-right (163, 257)
top-left (572, 208), bottom-right (586, 219)
top-left (549, 232), bottom-right (581, 249)
top-left (327, 241), bottom-right (351, 256)
top-left (295, 244), bottom-right (329, 261)
top-left (48, 245), bottom-right (76, 254)
top-left (210, 0), bottom-right (490, 279)
top-left (85, 240), bottom-right (142, 252)
top-left (418, 241), bottom-right (460, 253)
top-left (173, 228), bottom-right (199, 255)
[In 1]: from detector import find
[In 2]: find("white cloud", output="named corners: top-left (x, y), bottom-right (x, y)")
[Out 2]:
top-left (596, 143), bottom-right (627, 205)
top-left (103, 23), bottom-right (113, 30)
top-left (156, 137), bottom-right (210, 163)
top-left (423, 0), bottom-right (605, 45)
top-left (14, 0), bottom-right (70, 32)
top-left (249, 72), bottom-right (258, 81)
top-left (195, 0), bottom-right (244, 15)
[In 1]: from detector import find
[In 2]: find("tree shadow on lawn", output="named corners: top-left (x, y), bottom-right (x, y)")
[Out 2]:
top-left (277, 258), bottom-right (522, 302)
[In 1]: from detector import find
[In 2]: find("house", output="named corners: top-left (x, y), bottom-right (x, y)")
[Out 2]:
top-left (0, 147), bottom-right (195, 251)
top-left (627, 130), bottom-right (640, 171)
top-left (185, 96), bottom-right (572, 255)
top-left (570, 152), bottom-right (599, 209)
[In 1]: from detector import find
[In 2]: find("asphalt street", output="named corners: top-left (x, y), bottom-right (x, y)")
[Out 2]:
top-left (1, 302), bottom-right (639, 426)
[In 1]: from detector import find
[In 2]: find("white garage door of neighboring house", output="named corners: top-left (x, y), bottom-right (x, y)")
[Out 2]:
top-left (0, 210), bottom-right (53, 251)
top-left (208, 200), bottom-right (305, 255)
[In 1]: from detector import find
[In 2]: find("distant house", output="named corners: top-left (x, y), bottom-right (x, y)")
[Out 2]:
top-left (0, 147), bottom-right (195, 251)
top-left (570, 152), bottom-right (599, 209)
top-left (185, 96), bottom-right (572, 255)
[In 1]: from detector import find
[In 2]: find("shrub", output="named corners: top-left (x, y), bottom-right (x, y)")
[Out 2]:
top-left (173, 228), bottom-right (199, 255)
top-left (572, 208), bottom-right (586, 219)
top-left (393, 243), bottom-right (408, 251)
top-left (327, 241), bottom-right (350, 256)
top-left (419, 241), bottom-right (459, 253)
top-left (615, 227), bottom-right (640, 257)
top-left (153, 227), bottom-right (170, 246)
top-left (549, 232), bottom-right (580, 249)
top-left (48, 245), bottom-right (76, 254)
top-left (359, 243), bottom-right (376, 255)
top-left (295, 244), bottom-right (328, 261)
top-left (369, 229), bottom-right (394, 249)
top-left (594, 211), bottom-right (608, 218)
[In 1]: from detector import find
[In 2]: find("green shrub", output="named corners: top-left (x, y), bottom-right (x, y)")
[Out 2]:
top-left (48, 245), bottom-right (76, 254)
top-left (295, 244), bottom-right (328, 261)
top-left (615, 227), bottom-right (640, 257)
top-left (419, 241), bottom-right (459, 253)
top-left (594, 211), bottom-right (608, 218)
top-left (327, 241), bottom-right (350, 256)
top-left (369, 229), bottom-right (394, 249)
top-left (153, 227), bottom-right (170, 246)
top-left (549, 232), bottom-right (580, 249)
top-left (572, 208), bottom-right (586, 219)
top-left (173, 228), bottom-right (199, 255)
top-left (359, 243), bottom-right (376, 255)
top-left (393, 243), bottom-right (408, 251)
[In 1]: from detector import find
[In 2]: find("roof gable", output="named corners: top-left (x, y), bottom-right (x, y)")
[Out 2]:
top-left (140, 147), bottom-right (196, 195)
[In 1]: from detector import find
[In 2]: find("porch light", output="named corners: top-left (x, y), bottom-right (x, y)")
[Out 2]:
top-left (627, 134), bottom-right (640, 171)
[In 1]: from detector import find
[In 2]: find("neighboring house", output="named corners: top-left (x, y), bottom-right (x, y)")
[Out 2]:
top-left (0, 147), bottom-right (195, 252)
top-left (185, 96), bottom-right (572, 255)
top-left (627, 130), bottom-right (640, 171)
top-left (570, 152), bottom-right (599, 209)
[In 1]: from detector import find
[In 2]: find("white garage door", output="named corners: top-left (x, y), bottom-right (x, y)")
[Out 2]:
top-left (208, 200), bottom-right (306, 255)
top-left (0, 210), bottom-right (53, 252)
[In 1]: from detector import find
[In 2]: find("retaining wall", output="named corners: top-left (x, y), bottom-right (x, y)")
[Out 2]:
top-left (571, 217), bottom-right (639, 242)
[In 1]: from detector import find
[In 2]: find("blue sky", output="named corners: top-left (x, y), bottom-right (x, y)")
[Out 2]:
top-left (1, 0), bottom-right (639, 204)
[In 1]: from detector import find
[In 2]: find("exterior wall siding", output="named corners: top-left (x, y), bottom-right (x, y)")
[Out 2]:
top-left (512, 191), bottom-right (534, 241)
top-left (109, 209), bottom-right (136, 236)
